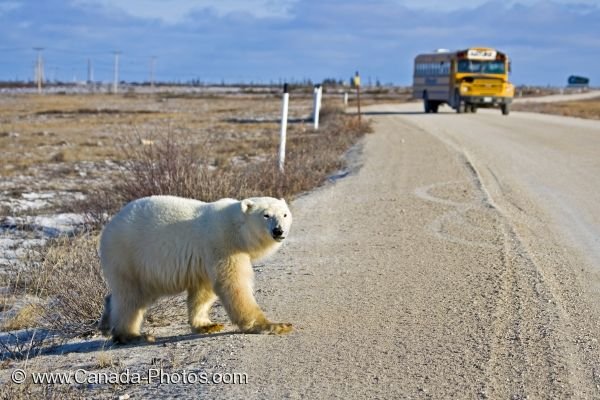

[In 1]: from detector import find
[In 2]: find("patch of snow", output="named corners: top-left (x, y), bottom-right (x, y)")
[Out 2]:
top-left (31, 213), bottom-right (85, 236)
top-left (2, 213), bottom-right (85, 237)
top-left (10, 198), bottom-right (49, 212)
top-left (0, 213), bottom-right (85, 268)
top-left (0, 190), bottom-right (86, 213)
top-left (0, 238), bottom-right (17, 249)
top-left (21, 192), bottom-right (55, 201)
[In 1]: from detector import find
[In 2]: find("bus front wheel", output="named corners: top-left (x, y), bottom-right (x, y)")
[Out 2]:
top-left (501, 104), bottom-right (510, 115)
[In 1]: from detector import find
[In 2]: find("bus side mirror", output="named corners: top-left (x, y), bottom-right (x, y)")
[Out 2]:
top-left (508, 62), bottom-right (512, 73)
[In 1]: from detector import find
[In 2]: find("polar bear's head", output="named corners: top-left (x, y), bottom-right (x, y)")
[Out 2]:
top-left (240, 197), bottom-right (292, 244)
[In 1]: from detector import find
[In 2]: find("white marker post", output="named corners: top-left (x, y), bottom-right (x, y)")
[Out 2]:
top-left (313, 84), bottom-right (322, 130)
top-left (353, 71), bottom-right (361, 124)
top-left (278, 83), bottom-right (289, 173)
top-left (343, 92), bottom-right (348, 106)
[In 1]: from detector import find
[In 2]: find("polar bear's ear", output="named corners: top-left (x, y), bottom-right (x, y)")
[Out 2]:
top-left (241, 199), bottom-right (255, 214)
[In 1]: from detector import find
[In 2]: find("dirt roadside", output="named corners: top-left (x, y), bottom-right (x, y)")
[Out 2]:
top-left (513, 90), bottom-right (600, 103)
top-left (2, 102), bottom-right (599, 399)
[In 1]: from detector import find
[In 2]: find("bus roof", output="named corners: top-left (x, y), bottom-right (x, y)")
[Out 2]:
top-left (415, 47), bottom-right (507, 62)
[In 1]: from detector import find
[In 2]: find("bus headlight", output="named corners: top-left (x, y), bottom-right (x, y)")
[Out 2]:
top-left (461, 86), bottom-right (469, 93)
top-left (505, 84), bottom-right (514, 95)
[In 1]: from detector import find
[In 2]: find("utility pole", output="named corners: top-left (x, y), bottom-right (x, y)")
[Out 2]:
top-left (112, 51), bottom-right (121, 94)
top-left (150, 56), bottom-right (156, 88)
top-left (87, 58), bottom-right (94, 84)
top-left (33, 47), bottom-right (44, 94)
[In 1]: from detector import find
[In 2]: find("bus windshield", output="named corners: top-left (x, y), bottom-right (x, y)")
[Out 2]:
top-left (457, 60), bottom-right (505, 74)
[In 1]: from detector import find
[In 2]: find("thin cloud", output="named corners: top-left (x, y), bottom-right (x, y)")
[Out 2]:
top-left (0, 1), bottom-right (21, 14)
top-left (72, 0), bottom-right (298, 24)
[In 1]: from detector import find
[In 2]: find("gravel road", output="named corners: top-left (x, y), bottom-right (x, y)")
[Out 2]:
top-left (5, 98), bottom-right (600, 399)
top-left (196, 100), bottom-right (600, 399)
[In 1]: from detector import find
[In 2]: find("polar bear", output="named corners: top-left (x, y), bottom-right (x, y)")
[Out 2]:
top-left (98, 195), bottom-right (293, 344)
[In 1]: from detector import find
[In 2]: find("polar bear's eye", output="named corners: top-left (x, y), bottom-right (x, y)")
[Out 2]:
top-left (263, 214), bottom-right (270, 219)
top-left (283, 214), bottom-right (287, 218)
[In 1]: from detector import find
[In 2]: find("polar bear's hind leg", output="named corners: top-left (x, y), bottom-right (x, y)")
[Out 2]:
top-left (110, 289), bottom-right (155, 344)
top-left (98, 294), bottom-right (112, 336)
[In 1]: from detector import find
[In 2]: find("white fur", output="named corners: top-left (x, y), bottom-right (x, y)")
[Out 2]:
top-left (99, 195), bottom-right (292, 341)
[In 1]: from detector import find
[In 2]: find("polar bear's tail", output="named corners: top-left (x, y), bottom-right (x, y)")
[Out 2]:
top-left (98, 294), bottom-right (112, 336)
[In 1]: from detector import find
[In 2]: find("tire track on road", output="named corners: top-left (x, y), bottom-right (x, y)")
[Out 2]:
top-left (447, 144), bottom-right (587, 399)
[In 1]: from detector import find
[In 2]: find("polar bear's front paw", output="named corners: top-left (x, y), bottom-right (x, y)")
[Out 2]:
top-left (246, 322), bottom-right (293, 335)
top-left (192, 323), bottom-right (225, 334)
top-left (269, 322), bottom-right (293, 334)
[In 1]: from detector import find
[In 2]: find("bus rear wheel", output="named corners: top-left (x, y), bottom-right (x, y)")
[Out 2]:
top-left (423, 92), bottom-right (432, 113)
top-left (454, 91), bottom-right (464, 113)
top-left (424, 100), bottom-right (431, 113)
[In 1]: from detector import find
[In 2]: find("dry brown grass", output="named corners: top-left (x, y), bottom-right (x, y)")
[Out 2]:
top-left (0, 234), bottom-right (106, 341)
top-left (0, 303), bottom-right (40, 332)
top-left (0, 91), bottom-right (313, 175)
top-left (32, 234), bottom-right (106, 338)
top-left (345, 86), bottom-right (413, 107)
top-left (512, 97), bottom-right (600, 120)
top-left (95, 350), bottom-right (118, 369)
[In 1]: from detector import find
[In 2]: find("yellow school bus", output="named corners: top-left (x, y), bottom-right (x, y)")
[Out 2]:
top-left (412, 47), bottom-right (514, 115)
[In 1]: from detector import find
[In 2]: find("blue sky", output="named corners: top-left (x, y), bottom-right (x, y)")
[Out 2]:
top-left (0, 0), bottom-right (598, 86)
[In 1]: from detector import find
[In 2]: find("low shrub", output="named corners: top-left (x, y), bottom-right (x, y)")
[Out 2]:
top-left (83, 103), bottom-right (370, 217)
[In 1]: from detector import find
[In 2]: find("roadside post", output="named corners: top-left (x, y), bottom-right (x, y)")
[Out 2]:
top-left (278, 83), bottom-right (289, 173)
top-left (343, 92), bottom-right (348, 106)
top-left (353, 71), bottom-right (361, 123)
top-left (313, 84), bottom-right (322, 130)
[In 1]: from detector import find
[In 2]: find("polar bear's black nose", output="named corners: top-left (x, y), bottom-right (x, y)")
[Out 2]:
top-left (272, 226), bottom-right (284, 238)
